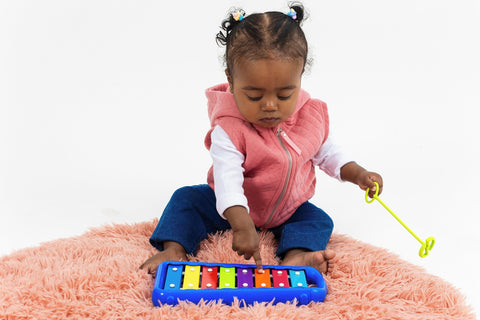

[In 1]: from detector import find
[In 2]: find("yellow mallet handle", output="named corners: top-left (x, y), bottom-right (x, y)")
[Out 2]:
top-left (365, 182), bottom-right (435, 257)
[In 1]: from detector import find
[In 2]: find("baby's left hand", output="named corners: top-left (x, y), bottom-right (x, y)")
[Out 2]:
top-left (356, 171), bottom-right (383, 198)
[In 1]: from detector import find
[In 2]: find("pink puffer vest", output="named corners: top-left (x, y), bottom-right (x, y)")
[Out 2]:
top-left (204, 83), bottom-right (329, 228)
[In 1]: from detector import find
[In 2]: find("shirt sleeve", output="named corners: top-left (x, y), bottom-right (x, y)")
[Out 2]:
top-left (312, 134), bottom-right (353, 181)
top-left (209, 125), bottom-right (249, 219)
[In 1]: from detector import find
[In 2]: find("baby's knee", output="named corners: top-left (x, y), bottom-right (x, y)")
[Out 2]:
top-left (312, 211), bottom-right (334, 232)
top-left (324, 214), bottom-right (334, 231)
top-left (171, 185), bottom-right (211, 202)
top-left (171, 186), bottom-right (195, 199)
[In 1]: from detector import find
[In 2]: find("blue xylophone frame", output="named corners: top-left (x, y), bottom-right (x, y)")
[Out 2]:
top-left (152, 261), bottom-right (327, 306)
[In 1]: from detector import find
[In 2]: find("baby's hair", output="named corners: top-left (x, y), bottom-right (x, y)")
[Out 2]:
top-left (216, 2), bottom-right (309, 76)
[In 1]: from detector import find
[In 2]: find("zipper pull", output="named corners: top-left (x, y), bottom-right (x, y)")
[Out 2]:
top-left (278, 128), bottom-right (302, 155)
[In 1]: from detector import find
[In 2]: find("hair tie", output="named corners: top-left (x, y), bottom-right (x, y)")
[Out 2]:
top-left (232, 11), bottom-right (244, 21)
top-left (286, 8), bottom-right (297, 20)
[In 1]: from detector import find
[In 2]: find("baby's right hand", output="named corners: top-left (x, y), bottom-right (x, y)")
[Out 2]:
top-left (223, 205), bottom-right (264, 272)
top-left (231, 226), bottom-right (264, 272)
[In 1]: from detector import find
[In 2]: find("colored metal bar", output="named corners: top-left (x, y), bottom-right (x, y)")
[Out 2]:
top-left (272, 269), bottom-right (290, 288)
top-left (254, 268), bottom-right (271, 288)
top-left (219, 266), bottom-right (236, 289)
top-left (182, 265), bottom-right (201, 289)
top-left (164, 264), bottom-right (183, 290)
top-left (200, 266), bottom-right (218, 289)
top-left (237, 268), bottom-right (253, 288)
top-left (288, 269), bottom-right (308, 288)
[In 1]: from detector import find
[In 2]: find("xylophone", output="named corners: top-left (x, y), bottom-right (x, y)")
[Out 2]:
top-left (152, 261), bottom-right (327, 306)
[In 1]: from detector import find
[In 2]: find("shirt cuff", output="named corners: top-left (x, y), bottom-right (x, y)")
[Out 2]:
top-left (216, 193), bottom-right (250, 219)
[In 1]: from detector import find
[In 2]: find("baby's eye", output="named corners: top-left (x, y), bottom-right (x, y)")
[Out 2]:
top-left (247, 95), bottom-right (262, 101)
top-left (278, 94), bottom-right (292, 101)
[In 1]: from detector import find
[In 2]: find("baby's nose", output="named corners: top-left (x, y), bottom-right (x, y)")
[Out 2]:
top-left (262, 99), bottom-right (277, 111)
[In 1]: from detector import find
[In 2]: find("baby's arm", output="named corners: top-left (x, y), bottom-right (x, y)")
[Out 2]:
top-left (210, 126), bottom-right (263, 271)
top-left (223, 205), bottom-right (263, 272)
top-left (313, 135), bottom-right (383, 197)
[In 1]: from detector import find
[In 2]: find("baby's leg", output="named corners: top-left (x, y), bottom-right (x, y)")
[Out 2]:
top-left (139, 241), bottom-right (187, 277)
top-left (273, 201), bottom-right (335, 274)
top-left (139, 185), bottom-right (231, 276)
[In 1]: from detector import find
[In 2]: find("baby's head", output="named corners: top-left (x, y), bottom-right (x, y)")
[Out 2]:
top-left (216, 3), bottom-right (308, 78)
top-left (216, 3), bottom-right (309, 128)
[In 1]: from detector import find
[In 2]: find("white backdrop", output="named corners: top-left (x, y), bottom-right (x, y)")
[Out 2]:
top-left (1, 0), bottom-right (479, 315)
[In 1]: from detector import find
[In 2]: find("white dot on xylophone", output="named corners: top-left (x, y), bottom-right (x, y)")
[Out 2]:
top-left (225, 269), bottom-right (231, 272)
top-left (261, 283), bottom-right (266, 287)
top-left (172, 267), bottom-right (178, 271)
top-left (277, 270), bottom-right (283, 275)
top-left (242, 283), bottom-right (248, 287)
top-left (206, 283), bottom-right (212, 287)
top-left (190, 267), bottom-right (195, 271)
top-left (279, 283), bottom-right (284, 287)
top-left (297, 283), bottom-right (303, 287)
top-left (225, 283), bottom-right (230, 287)
top-left (169, 284), bottom-right (175, 288)
top-left (295, 271), bottom-right (300, 275)
top-left (188, 283), bottom-right (193, 287)
top-left (207, 268), bottom-right (213, 272)
top-left (242, 269), bottom-right (248, 274)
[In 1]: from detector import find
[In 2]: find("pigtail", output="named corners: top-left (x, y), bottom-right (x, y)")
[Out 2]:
top-left (216, 8), bottom-right (246, 46)
top-left (287, 2), bottom-right (307, 25)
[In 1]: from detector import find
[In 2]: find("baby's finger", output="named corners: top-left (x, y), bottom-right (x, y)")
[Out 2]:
top-left (252, 250), bottom-right (264, 273)
top-left (367, 182), bottom-right (377, 198)
top-left (375, 179), bottom-right (384, 196)
top-left (369, 175), bottom-right (383, 196)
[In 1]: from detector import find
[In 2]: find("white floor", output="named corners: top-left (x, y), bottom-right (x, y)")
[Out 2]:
top-left (1, 0), bottom-right (479, 317)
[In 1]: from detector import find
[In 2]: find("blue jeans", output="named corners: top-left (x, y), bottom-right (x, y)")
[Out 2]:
top-left (149, 185), bottom-right (334, 258)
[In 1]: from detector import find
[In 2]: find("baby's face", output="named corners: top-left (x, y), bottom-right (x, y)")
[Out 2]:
top-left (227, 58), bottom-right (304, 128)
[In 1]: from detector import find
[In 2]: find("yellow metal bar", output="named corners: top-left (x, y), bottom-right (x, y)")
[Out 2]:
top-left (182, 265), bottom-right (201, 289)
top-left (219, 267), bottom-right (236, 289)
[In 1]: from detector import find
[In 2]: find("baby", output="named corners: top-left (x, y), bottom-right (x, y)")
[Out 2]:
top-left (140, 3), bottom-right (383, 276)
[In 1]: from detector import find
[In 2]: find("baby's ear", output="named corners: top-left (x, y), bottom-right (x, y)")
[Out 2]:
top-left (225, 69), bottom-right (234, 92)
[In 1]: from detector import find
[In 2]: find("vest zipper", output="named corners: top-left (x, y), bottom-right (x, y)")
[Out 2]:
top-left (279, 129), bottom-right (302, 155)
top-left (261, 127), bottom-right (293, 229)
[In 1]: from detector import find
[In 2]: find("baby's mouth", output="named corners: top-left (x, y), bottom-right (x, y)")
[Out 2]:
top-left (259, 117), bottom-right (280, 124)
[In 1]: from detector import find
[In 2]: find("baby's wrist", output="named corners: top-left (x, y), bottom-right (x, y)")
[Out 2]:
top-left (223, 205), bottom-right (254, 231)
top-left (340, 161), bottom-right (366, 184)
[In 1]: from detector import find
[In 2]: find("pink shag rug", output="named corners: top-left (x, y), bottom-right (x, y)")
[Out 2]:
top-left (0, 220), bottom-right (475, 320)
